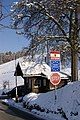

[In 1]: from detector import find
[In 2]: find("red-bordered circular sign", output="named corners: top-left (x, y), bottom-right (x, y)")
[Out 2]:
top-left (50, 73), bottom-right (61, 86)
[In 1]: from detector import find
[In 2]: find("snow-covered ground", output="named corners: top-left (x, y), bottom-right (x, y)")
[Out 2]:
top-left (0, 57), bottom-right (80, 120)
top-left (3, 81), bottom-right (80, 120)
top-left (22, 81), bottom-right (80, 120)
top-left (0, 58), bottom-right (24, 93)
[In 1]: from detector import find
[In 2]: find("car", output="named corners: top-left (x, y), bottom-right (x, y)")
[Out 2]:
top-left (6, 85), bottom-right (28, 98)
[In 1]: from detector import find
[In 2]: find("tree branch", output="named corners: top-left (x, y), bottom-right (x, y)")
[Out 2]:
top-left (32, 2), bottom-right (71, 45)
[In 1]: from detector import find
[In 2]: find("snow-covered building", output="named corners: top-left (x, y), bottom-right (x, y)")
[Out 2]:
top-left (15, 61), bottom-right (71, 93)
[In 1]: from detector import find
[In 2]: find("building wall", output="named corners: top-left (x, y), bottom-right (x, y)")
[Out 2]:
top-left (24, 76), bottom-right (68, 93)
top-left (24, 76), bottom-right (50, 93)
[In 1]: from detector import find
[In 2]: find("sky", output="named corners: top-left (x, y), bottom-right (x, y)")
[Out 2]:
top-left (0, 29), bottom-right (28, 53)
top-left (0, 0), bottom-right (28, 53)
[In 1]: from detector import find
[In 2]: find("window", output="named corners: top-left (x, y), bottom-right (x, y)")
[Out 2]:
top-left (29, 79), bottom-right (31, 88)
top-left (34, 79), bottom-right (41, 87)
top-left (43, 79), bottom-right (46, 86)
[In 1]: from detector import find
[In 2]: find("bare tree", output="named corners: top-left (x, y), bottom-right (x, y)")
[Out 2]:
top-left (0, 0), bottom-right (17, 29)
top-left (11, 0), bottom-right (80, 81)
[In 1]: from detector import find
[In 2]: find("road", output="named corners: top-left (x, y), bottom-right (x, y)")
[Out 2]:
top-left (0, 100), bottom-right (45, 120)
top-left (0, 101), bottom-right (26, 120)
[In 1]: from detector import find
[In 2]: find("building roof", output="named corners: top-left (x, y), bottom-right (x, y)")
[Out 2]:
top-left (23, 62), bottom-right (51, 79)
top-left (16, 60), bottom-right (70, 80)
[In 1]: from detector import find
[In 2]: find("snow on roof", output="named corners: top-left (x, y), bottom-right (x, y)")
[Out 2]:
top-left (23, 62), bottom-right (51, 79)
top-left (19, 60), bottom-right (36, 74)
top-left (61, 68), bottom-right (71, 77)
top-left (18, 60), bottom-right (70, 79)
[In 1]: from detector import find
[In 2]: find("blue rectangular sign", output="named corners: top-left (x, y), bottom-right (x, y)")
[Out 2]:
top-left (51, 60), bottom-right (60, 72)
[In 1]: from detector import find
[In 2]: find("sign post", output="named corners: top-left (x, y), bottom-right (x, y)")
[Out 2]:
top-left (50, 51), bottom-right (61, 101)
top-left (50, 72), bottom-right (61, 101)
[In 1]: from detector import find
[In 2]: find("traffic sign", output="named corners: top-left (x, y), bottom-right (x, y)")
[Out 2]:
top-left (50, 51), bottom-right (60, 60)
top-left (51, 60), bottom-right (60, 72)
top-left (50, 51), bottom-right (60, 72)
top-left (50, 73), bottom-right (61, 86)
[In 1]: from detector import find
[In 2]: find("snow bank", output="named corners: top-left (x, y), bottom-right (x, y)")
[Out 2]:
top-left (23, 81), bottom-right (80, 120)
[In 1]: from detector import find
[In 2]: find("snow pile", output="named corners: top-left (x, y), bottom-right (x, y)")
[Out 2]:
top-left (22, 81), bottom-right (80, 120)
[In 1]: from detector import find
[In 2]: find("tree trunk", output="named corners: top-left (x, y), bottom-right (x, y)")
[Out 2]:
top-left (70, 7), bottom-right (78, 81)
top-left (46, 40), bottom-right (50, 65)
top-left (71, 48), bottom-right (78, 81)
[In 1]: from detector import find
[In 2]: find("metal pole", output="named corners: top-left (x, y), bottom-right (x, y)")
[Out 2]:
top-left (15, 55), bottom-right (18, 102)
top-left (54, 85), bottom-right (57, 101)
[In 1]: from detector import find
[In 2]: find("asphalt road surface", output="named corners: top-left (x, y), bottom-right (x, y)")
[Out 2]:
top-left (0, 101), bottom-right (26, 120)
top-left (0, 101), bottom-right (45, 120)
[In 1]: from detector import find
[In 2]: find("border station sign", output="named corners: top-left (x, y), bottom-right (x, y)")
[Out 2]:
top-left (50, 51), bottom-right (60, 72)
top-left (50, 51), bottom-right (60, 60)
